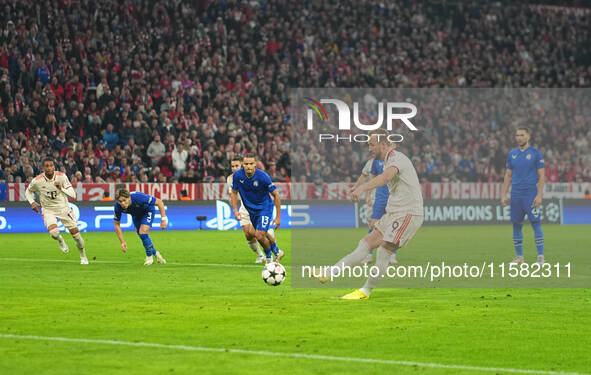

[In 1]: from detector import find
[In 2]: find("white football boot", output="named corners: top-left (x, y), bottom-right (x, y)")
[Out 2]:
top-left (144, 256), bottom-right (154, 266)
top-left (155, 251), bottom-right (167, 264)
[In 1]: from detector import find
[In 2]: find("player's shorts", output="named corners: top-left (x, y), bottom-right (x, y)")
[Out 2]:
top-left (238, 205), bottom-right (251, 227)
top-left (510, 190), bottom-right (541, 223)
top-left (249, 208), bottom-right (273, 232)
top-left (43, 206), bottom-right (78, 230)
top-left (132, 207), bottom-right (156, 233)
top-left (374, 213), bottom-right (424, 247)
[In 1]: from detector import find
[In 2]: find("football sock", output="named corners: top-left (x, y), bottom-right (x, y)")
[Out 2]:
top-left (49, 228), bottom-right (64, 242)
top-left (269, 242), bottom-right (279, 256)
top-left (512, 223), bottom-right (523, 256)
top-left (248, 240), bottom-right (264, 256)
top-left (72, 232), bottom-right (86, 255)
top-left (264, 247), bottom-right (272, 259)
top-left (531, 221), bottom-right (544, 255)
top-left (333, 239), bottom-right (370, 272)
top-left (360, 246), bottom-right (391, 296)
top-left (139, 233), bottom-right (155, 256)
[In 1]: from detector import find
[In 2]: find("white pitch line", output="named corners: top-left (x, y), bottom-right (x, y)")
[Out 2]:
top-left (0, 257), bottom-right (288, 268)
top-left (0, 333), bottom-right (586, 375)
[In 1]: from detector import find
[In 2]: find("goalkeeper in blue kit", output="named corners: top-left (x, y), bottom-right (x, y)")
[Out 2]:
top-left (502, 127), bottom-right (546, 265)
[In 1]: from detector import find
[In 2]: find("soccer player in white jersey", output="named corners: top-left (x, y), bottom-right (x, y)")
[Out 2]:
top-left (321, 129), bottom-right (424, 299)
top-left (352, 157), bottom-right (397, 265)
top-left (227, 155), bottom-right (265, 263)
top-left (24, 159), bottom-right (89, 264)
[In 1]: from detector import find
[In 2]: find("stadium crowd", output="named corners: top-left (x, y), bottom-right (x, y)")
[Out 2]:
top-left (0, 0), bottom-right (590, 186)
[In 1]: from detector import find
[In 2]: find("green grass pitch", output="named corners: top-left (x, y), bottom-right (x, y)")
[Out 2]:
top-left (0, 225), bottom-right (590, 375)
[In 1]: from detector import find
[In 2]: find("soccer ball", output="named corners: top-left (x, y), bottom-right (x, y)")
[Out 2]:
top-left (262, 262), bottom-right (286, 286)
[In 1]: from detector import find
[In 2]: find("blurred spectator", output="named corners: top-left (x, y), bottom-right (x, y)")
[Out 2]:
top-left (103, 124), bottom-right (119, 151)
top-left (147, 135), bottom-right (166, 167)
top-left (180, 189), bottom-right (191, 201)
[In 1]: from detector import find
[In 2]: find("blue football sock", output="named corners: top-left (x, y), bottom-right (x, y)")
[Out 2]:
top-left (512, 223), bottom-right (523, 256)
top-left (270, 242), bottom-right (279, 256)
top-left (264, 247), bottom-right (272, 258)
top-left (531, 221), bottom-right (544, 255)
top-left (139, 233), bottom-right (155, 256)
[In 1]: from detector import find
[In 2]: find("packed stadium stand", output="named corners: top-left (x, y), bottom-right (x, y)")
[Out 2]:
top-left (1, 0), bottom-right (590, 185)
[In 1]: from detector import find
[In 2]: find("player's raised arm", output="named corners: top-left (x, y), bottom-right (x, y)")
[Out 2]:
top-left (24, 179), bottom-right (41, 213)
top-left (155, 198), bottom-right (167, 229)
top-left (270, 189), bottom-right (281, 229)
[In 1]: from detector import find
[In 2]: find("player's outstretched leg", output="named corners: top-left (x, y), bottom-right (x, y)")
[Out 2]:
top-left (319, 230), bottom-right (381, 284)
top-left (70, 229), bottom-right (88, 265)
top-left (531, 221), bottom-right (544, 264)
top-left (49, 225), bottom-right (69, 254)
top-left (511, 223), bottom-right (524, 264)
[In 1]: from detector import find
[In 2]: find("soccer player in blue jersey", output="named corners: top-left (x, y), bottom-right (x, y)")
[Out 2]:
top-left (353, 158), bottom-right (397, 265)
top-left (502, 127), bottom-right (546, 265)
top-left (113, 189), bottom-right (168, 266)
top-left (230, 153), bottom-right (284, 264)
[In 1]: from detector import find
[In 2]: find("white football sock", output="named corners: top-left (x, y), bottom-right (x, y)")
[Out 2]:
top-left (361, 246), bottom-right (392, 296)
top-left (248, 240), bottom-right (264, 256)
top-left (332, 239), bottom-right (370, 273)
top-left (72, 232), bottom-right (86, 256)
top-left (49, 229), bottom-right (64, 242)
